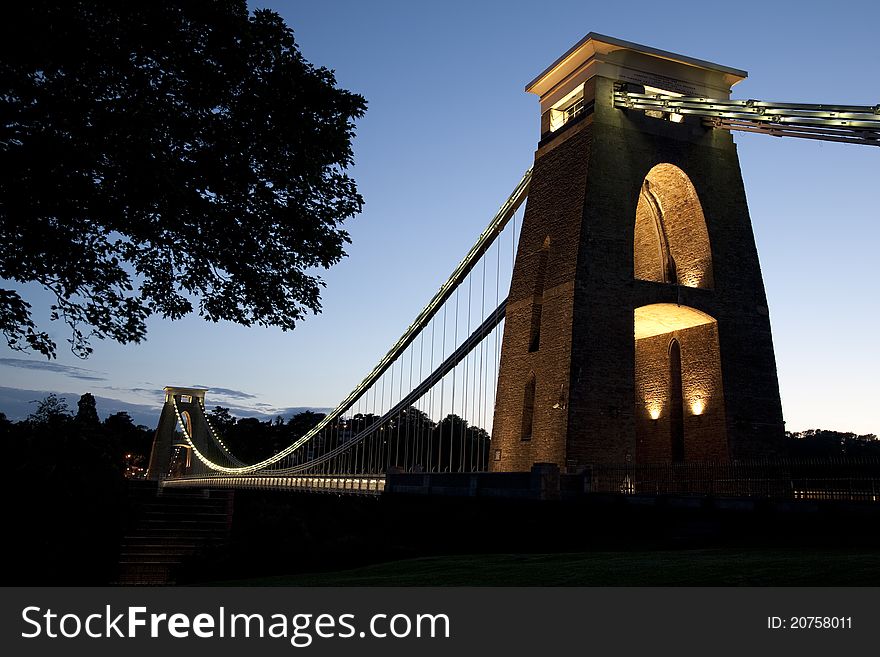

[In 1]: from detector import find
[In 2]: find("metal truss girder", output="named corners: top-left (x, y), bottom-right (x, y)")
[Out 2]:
top-left (615, 91), bottom-right (879, 116)
top-left (614, 90), bottom-right (880, 146)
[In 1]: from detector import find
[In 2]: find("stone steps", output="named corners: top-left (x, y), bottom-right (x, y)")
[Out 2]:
top-left (115, 481), bottom-right (233, 585)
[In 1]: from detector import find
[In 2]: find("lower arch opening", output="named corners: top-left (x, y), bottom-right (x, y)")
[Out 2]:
top-left (634, 304), bottom-right (728, 463)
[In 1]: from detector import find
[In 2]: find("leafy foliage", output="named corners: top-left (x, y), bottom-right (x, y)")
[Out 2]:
top-left (1, 1), bottom-right (366, 357)
top-left (27, 392), bottom-right (71, 424)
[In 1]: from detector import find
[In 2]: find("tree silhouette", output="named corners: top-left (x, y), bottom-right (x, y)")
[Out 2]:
top-left (1, 1), bottom-right (367, 358)
top-left (786, 429), bottom-right (880, 458)
top-left (27, 392), bottom-right (71, 425)
top-left (75, 392), bottom-right (100, 426)
top-left (207, 406), bottom-right (237, 436)
top-left (104, 411), bottom-right (154, 476)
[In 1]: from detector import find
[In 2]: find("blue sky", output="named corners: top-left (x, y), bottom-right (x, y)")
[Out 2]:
top-left (1, 0), bottom-right (878, 435)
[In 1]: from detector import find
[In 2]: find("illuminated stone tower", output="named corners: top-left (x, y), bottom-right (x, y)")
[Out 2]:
top-left (146, 387), bottom-right (207, 480)
top-left (491, 34), bottom-right (784, 472)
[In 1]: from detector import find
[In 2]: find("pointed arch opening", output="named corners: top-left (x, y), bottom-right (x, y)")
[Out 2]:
top-left (634, 304), bottom-right (728, 463)
top-left (634, 164), bottom-right (714, 289)
top-left (668, 339), bottom-right (685, 462)
top-left (522, 373), bottom-right (536, 442)
top-left (172, 410), bottom-right (194, 472)
top-left (528, 237), bottom-right (550, 353)
top-left (178, 410), bottom-right (192, 437)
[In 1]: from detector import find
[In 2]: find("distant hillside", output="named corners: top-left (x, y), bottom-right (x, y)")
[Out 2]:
top-left (0, 386), bottom-right (330, 429)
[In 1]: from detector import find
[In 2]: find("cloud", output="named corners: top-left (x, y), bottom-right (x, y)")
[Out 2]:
top-left (279, 406), bottom-right (333, 417)
top-left (199, 398), bottom-right (331, 420)
top-left (192, 385), bottom-right (256, 400)
top-left (0, 357), bottom-right (106, 382)
top-left (100, 386), bottom-right (166, 402)
top-left (207, 400), bottom-right (279, 415)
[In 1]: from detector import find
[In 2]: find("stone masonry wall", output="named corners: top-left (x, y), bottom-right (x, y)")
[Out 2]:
top-left (491, 75), bottom-right (784, 471)
top-left (634, 322), bottom-right (728, 463)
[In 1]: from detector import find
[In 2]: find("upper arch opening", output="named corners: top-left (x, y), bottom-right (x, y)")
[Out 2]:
top-left (634, 163), bottom-right (714, 289)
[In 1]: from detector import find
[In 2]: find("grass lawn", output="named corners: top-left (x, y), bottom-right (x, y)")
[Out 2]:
top-left (219, 547), bottom-right (880, 586)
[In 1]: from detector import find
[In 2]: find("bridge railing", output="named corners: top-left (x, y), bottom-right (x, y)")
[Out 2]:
top-left (162, 473), bottom-right (386, 495)
top-left (586, 458), bottom-right (880, 502)
top-left (161, 458), bottom-right (880, 503)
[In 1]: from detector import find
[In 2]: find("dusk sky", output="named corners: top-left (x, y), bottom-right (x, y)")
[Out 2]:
top-left (1, 0), bottom-right (877, 435)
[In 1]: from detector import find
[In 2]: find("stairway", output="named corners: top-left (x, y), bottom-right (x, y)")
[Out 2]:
top-left (115, 481), bottom-right (234, 585)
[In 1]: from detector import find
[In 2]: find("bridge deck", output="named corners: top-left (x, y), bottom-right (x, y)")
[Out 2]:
top-left (161, 474), bottom-right (386, 496)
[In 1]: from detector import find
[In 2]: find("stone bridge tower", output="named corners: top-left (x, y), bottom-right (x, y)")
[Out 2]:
top-left (146, 387), bottom-right (208, 480)
top-left (491, 33), bottom-right (784, 472)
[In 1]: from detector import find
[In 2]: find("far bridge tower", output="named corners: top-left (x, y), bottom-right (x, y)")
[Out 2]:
top-left (147, 387), bottom-right (211, 480)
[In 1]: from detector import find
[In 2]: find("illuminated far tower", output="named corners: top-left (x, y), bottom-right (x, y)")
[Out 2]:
top-left (146, 387), bottom-right (207, 480)
top-left (490, 33), bottom-right (784, 472)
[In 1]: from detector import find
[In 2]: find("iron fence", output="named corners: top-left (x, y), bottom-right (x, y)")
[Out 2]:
top-left (585, 458), bottom-right (880, 502)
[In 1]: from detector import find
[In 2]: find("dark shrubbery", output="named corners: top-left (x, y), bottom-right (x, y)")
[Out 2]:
top-left (4, 394), bottom-right (152, 584)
